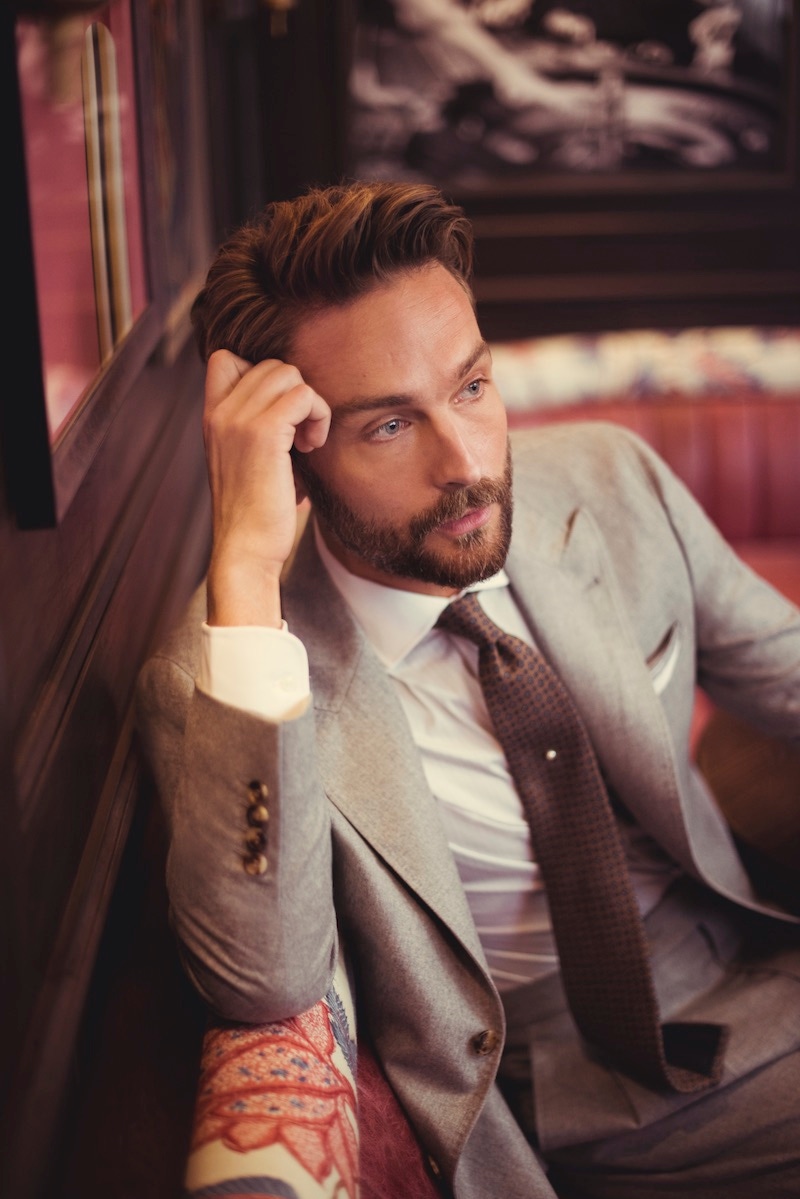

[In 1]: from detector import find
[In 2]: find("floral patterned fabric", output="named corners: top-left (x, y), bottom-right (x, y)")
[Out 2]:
top-left (185, 961), bottom-right (358, 1199)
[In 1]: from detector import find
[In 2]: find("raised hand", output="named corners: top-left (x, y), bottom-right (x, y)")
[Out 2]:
top-left (202, 350), bottom-right (331, 627)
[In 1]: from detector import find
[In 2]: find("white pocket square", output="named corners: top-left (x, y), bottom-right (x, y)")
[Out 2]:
top-left (647, 623), bottom-right (681, 696)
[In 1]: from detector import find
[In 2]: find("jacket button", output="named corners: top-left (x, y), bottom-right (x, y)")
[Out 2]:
top-left (472, 1028), bottom-right (499, 1055)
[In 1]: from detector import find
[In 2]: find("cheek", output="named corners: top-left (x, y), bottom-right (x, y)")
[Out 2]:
top-left (309, 445), bottom-right (391, 514)
top-left (349, 472), bottom-right (411, 513)
top-left (475, 395), bottom-right (508, 453)
top-left (479, 421), bottom-right (509, 474)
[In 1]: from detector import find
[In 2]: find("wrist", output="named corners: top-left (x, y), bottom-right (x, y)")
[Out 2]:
top-left (206, 550), bottom-right (284, 628)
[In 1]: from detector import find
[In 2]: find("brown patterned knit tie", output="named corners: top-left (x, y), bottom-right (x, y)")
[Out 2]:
top-left (437, 591), bottom-right (728, 1092)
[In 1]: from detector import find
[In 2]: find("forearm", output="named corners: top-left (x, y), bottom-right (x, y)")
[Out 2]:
top-left (138, 656), bottom-right (337, 1023)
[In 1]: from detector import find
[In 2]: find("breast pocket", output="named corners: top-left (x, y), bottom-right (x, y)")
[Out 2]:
top-left (646, 621), bottom-right (681, 696)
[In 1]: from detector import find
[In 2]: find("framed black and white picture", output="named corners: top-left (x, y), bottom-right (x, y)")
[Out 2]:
top-left (346, 0), bottom-right (794, 191)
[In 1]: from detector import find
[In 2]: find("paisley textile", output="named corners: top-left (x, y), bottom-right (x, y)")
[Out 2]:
top-left (187, 985), bottom-right (358, 1199)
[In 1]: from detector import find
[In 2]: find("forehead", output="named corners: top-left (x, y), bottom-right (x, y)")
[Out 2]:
top-left (289, 264), bottom-right (481, 405)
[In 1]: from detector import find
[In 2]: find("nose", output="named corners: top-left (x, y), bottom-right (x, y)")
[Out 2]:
top-left (430, 418), bottom-right (483, 489)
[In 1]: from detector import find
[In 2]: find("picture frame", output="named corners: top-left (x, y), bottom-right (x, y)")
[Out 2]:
top-left (347, 0), bottom-right (796, 191)
top-left (345, 1), bottom-right (800, 338)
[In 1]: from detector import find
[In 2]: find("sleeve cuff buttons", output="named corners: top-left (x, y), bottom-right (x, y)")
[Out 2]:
top-left (243, 780), bottom-right (270, 876)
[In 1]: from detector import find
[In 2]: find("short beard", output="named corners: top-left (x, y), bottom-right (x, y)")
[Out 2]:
top-left (295, 444), bottom-right (514, 590)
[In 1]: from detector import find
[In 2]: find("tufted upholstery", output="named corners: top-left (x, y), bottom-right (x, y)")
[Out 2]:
top-left (508, 391), bottom-right (800, 540)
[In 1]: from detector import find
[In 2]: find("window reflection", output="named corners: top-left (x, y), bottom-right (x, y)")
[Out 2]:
top-left (17, 1), bottom-right (147, 442)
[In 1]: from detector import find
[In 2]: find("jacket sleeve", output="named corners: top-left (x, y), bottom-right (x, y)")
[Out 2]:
top-left (136, 644), bottom-right (337, 1024)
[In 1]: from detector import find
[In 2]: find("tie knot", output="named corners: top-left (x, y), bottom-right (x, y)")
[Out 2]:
top-left (436, 592), bottom-right (498, 648)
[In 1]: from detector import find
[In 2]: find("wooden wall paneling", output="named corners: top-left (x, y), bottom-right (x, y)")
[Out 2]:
top-left (48, 771), bottom-right (208, 1199)
top-left (0, 336), bottom-right (205, 760)
top-left (0, 5), bottom-right (219, 1195)
top-left (202, 1), bottom-right (268, 241)
top-left (471, 185), bottom-right (800, 339)
top-left (199, 0), bottom-right (355, 257)
top-left (1, 726), bottom-right (140, 1199)
top-left (0, 340), bottom-right (211, 1199)
top-left (474, 283), bottom-right (800, 343)
top-left (18, 385), bottom-right (208, 976)
top-left (256, 0), bottom-right (354, 201)
top-left (0, 638), bottom-right (23, 1097)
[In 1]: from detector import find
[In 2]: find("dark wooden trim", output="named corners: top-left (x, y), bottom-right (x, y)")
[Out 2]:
top-left (1, 413), bottom-right (211, 1199)
top-left (476, 270), bottom-right (800, 304)
top-left (49, 309), bottom-right (165, 524)
top-left (14, 366), bottom-right (207, 833)
top-left (470, 207), bottom-right (800, 238)
top-left (476, 293), bottom-right (800, 342)
top-left (0, 722), bottom-right (139, 1199)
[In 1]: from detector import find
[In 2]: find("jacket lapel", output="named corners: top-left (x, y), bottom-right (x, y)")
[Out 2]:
top-left (505, 501), bottom-right (697, 866)
top-left (282, 524), bottom-right (487, 963)
top-left (281, 496), bottom-right (741, 948)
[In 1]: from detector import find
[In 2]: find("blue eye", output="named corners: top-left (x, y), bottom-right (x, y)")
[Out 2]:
top-left (369, 417), bottom-right (408, 441)
top-left (462, 378), bottom-right (485, 399)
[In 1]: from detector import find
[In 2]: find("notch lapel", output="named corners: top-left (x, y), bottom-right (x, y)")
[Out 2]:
top-left (282, 524), bottom-right (487, 963)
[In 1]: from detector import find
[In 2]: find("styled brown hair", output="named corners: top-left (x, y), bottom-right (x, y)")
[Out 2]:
top-left (190, 180), bottom-right (474, 364)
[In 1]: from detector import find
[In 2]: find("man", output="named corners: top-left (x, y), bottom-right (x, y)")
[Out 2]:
top-left (137, 180), bottom-right (800, 1198)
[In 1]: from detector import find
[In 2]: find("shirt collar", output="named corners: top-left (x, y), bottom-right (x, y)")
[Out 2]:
top-left (312, 519), bottom-right (510, 669)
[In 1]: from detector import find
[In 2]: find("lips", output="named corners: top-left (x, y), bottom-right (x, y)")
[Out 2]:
top-left (436, 505), bottom-right (492, 537)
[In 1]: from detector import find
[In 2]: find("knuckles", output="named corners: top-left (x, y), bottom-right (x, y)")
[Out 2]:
top-left (202, 358), bottom-right (326, 450)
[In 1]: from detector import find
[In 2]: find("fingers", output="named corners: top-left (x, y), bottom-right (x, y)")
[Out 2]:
top-left (203, 349), bottom-right (331, 454)
top-left (293, 398), bottom-right (330, 453)
top-left (204, 349), bottom-right (256, 413)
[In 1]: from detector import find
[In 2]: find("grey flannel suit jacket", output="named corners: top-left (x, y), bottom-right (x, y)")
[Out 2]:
top-left (136, 423), bottom-right (800, 1198)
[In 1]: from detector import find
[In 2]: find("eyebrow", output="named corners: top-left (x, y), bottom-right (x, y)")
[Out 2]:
top-left (332, 339), bottom-right (492, 420)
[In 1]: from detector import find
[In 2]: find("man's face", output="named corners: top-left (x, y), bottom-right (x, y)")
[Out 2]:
top-left (290, 263), bottom-right (512, 596)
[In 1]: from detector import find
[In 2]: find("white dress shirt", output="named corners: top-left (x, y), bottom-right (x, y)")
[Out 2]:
top-left (198, 522), bottom-right (680, 992)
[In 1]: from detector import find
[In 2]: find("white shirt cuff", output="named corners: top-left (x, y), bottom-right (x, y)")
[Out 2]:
top-left (198, 622), bottom-right (311, 721)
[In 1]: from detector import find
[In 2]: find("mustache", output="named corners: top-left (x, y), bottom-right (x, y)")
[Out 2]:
top-left (409, 475), bottom-right (510, 541)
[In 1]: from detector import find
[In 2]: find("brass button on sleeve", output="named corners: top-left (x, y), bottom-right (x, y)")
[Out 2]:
top-left (472, 1028), bottom-right (499, 1055)
top-left (243, 853), bottom-right (268, 876)
top-left (244, 827), bottom-right (267, 851)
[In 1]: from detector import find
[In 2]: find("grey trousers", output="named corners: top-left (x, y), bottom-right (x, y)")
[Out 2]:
top-left (498, 876), bottom-right (800, 1198)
